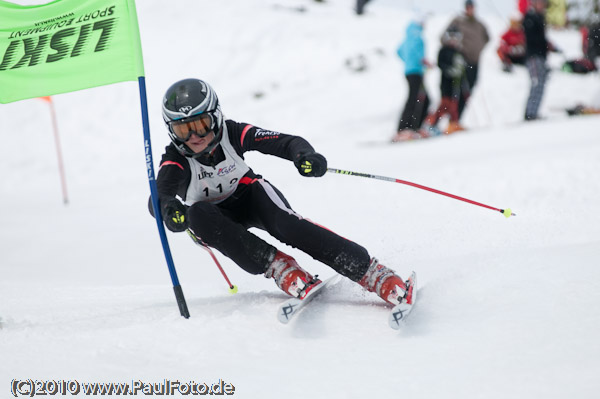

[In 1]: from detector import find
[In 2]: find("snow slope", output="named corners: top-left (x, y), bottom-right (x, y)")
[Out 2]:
top-left (1, 0), bottom-right (599, 398)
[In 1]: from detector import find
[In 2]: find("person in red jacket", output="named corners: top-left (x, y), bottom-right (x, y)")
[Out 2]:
top-left (497, 16), bottom-right (526, 72)
top-left (518, 0), bottom-right (529, 15)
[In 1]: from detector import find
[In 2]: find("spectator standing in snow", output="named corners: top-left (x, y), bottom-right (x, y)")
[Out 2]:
top-left (497, 15), bottom-right (526, 72)
top-left (356, 0), bottom-right (370, 15)
top-left (523, 0), bottom-right (558, 121)
top-left (545, 0), bottom-right (567, 28)
top-left (446, 0), bottom-right (489, 120)
top-left (392, 18), bottom-right (431, 142)
top-left (582, 15), bottom-right (600, 63)
top-left (150, 78), bottom-right (415, 309)
top-left (421, 26), bottom-right (469, 136)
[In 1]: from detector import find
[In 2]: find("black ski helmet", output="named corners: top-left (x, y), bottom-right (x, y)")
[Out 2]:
top-left (162, 78), bottom-right (223, 157)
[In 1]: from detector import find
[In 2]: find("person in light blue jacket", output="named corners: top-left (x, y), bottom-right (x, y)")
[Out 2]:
top-left (393, 19), bottom-right (431, 141)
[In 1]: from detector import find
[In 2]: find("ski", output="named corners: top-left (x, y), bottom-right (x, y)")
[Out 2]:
top-left (388, 271), bottom-right (417, 330)
top-left (277, 275), bottom-right (340, 324)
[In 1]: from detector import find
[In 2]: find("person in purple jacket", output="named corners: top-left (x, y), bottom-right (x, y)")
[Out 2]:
top-left (392, 18), bottom-right (431, 142)
top-left (149, 78), bottom-right (416, 309)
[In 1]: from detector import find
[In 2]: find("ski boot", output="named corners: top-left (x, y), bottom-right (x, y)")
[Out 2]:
top-left (419, 121), bottom-right (442, 138)
top-left (265, 251), bottom-right (320, 299)
top-left (445, 121), bottom-right (465, 135)
top-left (566, 104), bottom-right (585, 116)
top-left (359, 258), bottom-right (409, 306)
top-left (391, 129), bottom-right (421, 142)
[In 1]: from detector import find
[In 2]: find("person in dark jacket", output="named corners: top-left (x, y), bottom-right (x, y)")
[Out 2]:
top-left (149, 78), bottom-right (415, 308)
top-left (421, 27), bottom-right (469, 136)
top-left (582, 16), bottom-right (600, 63)
top-left (523, 0), bottom-right (557, 121)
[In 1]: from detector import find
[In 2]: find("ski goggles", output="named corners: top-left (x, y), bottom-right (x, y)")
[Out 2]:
top-left (168, 112), bottom-right (219, 142)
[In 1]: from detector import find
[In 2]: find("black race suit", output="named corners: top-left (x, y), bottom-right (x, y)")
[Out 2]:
top-left (149, 120), bottom-right (371, 281)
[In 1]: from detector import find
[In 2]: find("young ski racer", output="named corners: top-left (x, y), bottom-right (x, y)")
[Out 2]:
top-left (149, 78), bottom-right (415, 308)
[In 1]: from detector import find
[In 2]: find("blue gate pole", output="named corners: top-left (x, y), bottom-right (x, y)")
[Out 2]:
top-left (138, 76), bottom-right (190, 318)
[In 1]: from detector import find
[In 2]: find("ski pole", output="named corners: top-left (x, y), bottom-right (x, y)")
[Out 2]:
top-left (187, 229), bottom-right (238, 293)
top-left (327, 168), bottom-right (516, 218)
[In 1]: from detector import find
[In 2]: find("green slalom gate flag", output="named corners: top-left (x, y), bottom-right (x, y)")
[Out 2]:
top-left (0, 0), bottom-right (190, 318)
top-left (0, 0), bottom-right (144, 103)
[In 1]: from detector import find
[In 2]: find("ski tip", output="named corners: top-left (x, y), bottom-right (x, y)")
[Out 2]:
top-left (389, 272), bottom-right (417, 330)
top-left (407, 271), bottom-right (417, 286)
top-left (389, 302), bottom-right (414, 330)
top-left (277, 301), bottom-right (300, 324)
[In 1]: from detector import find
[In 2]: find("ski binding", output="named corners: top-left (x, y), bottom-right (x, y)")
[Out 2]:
top-left (277, 275), bottom-right (340, 324)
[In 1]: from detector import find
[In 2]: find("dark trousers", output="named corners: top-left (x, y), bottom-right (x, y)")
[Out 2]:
top-left (458, 63), bottom-right (478, 118)
top-left (525, 56), bottom-right (549, 120)
top-left (398, 74), bottom-right (430, 131)
top-left (356, 0), bottom-right (370, 15)
top-left (188, 179), bottom-right (371, 281)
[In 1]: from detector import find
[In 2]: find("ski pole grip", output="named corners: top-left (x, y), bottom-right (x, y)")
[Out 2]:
top-left (173, 284), bottom-right (190, 318)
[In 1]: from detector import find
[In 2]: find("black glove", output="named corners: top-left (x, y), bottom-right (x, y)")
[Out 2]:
top-left (294, 152), bottom-right (327, 177)
top-left (161, 198), bottom-right (189, 232)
